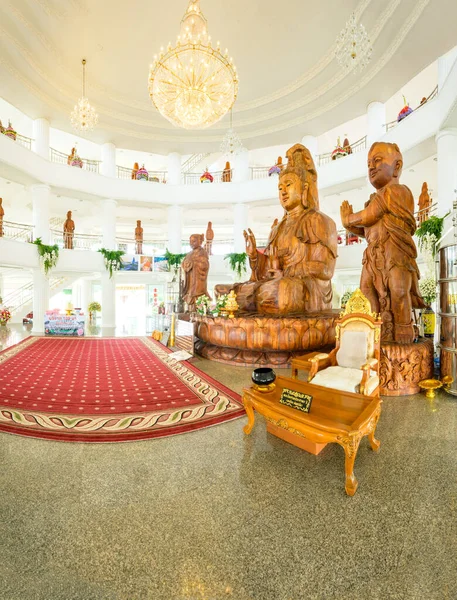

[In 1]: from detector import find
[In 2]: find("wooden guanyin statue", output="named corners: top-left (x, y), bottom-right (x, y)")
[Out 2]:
top-left (132, 162), bottom-right (139, 180)
top-left (205, 221), bottom-right (214, 255)
top-left (216, 144), bottom-right (338, 315)
top-left (63, 211), bottom-right (75, 250)
top-left (135, 220), bottom-right (143, 255)
top-left (181, 234), bottom-right (211, 310)
top-left (340, 142), bottom-right (425, 344)
top-left (417, 181), bottom-right (432, 225)
top-left (222, 161), bottom-right (231, 182)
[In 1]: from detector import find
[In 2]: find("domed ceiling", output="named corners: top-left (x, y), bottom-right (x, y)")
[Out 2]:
top-left (0, 0), bottom-right (455, 153)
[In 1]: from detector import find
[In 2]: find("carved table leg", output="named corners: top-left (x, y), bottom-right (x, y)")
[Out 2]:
top-left (339, 433), bottom-right (362, 496)
top-left (243, 397), bottom-right (255, 435)
top-left (368, 406), bottom-right (381, 453)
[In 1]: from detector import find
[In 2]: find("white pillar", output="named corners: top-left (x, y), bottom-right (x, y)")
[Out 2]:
top-left (30, 184), bottom-right (51, 244)
top-left (32, 118), bottom-right (50, 159)
top-left (101, 143), bottom-right (116, 177)
top-left (366, 102), bottom-right (386, 146)
top-left (167, 205), bottom-right (182, 252)
top-left (301, 135), bottom-right (318, 162)
top-left (32, 268), bottom-right (49, 334)
top-left (101, 272), bottom-right (116, 332)
top-left (233, 203), bottom-right (249, 253)
top-left (167, 152), bottom-right (181, 185)
top-left (80, 278), bottom-right (92, 314)
top-left (438, 47), bottom-right (457, 89)
top-left (435, 129), bottom-right (457, 217)
top-left (101, 199), bottom-right (117, 249)
top-left (232, 150), bottom-right (250, 183)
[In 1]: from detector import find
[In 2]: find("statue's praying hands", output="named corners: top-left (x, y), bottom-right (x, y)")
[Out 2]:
top-left (243, 228), bottom-right (257, 260)
top-left (340, 200), bottom-right (353, 228)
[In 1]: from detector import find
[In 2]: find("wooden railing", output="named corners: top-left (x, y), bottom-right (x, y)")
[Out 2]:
top-left (116, 165), bottom-right (167, 182)
top-left (50, 148), bottom-right (100, 173)
top-left (384, 85), bottom-right (439, 132)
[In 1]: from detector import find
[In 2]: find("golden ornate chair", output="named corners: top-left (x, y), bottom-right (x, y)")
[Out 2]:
top-left (306, 290), bottom-right (383, 397)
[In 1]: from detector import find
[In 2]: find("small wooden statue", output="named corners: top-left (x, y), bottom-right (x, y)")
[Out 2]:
top-left (132, 162), bottom-right (139, 180)
top-left (205, 221), bottom-right (214, 255)
top-left (63, 210), bottom-right (75, 249)
top-left (0, 198), bottom-right (4, 237)
top-left (135, 220), bottom-right (144, 255)
top-left (181, 234), bottom-right (211, 311)
top-left (340, 142), bottom-right (425, 344)
top-left (417, 182), bottom-right (431, 225)
top-left (67, 148), bottom-right (76, 166)
top-left (222, 161), bottom-right (231, 182)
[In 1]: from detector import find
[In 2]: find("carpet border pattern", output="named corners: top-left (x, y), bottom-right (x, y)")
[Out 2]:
top-left (0, 337), bottom-right (245, 442)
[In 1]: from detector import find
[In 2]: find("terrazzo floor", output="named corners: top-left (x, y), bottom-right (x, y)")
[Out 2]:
top-left (1, 325), bottom-right (456, 600)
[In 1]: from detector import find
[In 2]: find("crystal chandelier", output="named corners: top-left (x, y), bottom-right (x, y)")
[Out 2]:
top-left (220, 110), bottom-right (245, 155)
top-left (70, 59), bottom-right (98, 132)
top-left (335, 13), bottom-right (372, 73)
top-left (148, 0), bottom-right (238, 129)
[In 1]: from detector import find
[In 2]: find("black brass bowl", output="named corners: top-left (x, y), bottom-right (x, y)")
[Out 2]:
top-left (252, 367), bottom-right (276, 388)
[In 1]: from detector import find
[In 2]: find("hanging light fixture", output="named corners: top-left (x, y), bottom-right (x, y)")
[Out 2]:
top-left (148, 0), bottom-right (238, 130)
top-left (70, 59), bottom-right (98, 132)
top-left (335, 13), bottom-right (372, 73)
top-left (220, 110), bottom-right (245, 155)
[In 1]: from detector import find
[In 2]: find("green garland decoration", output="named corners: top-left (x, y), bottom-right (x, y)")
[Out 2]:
top-left (224, 252), bottom-right (247, 278)
top-left (164, 249), bottom-right (187, 270)
top-left (32, 237), bottom-right (59, 275)
top-left (416, 215), bottom-right (448, 256)
top-left (98, 248), bottom-right (124, 278)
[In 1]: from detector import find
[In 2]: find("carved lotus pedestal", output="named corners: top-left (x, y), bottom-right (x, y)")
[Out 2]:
top-left (380, 337), bottom-right (434, 396)
top-left (193, 312), bottom-right (338, 368)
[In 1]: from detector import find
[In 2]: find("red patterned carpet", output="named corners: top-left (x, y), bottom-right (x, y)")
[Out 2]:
top-left (0, 337), bottom-right (245, 442)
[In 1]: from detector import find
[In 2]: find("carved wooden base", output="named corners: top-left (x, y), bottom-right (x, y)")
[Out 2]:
top-left (380, 337), bottom-right (434, 396)
top-left (193, 312), bottom-right (338, 368)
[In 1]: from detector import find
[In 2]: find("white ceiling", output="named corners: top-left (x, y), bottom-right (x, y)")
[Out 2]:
top-left (0, 0), bottom-right (456, 154)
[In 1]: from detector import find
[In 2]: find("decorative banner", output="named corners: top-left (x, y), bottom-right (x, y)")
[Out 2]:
top-left (45, 314), bottom-right (85, 336)
top-left (140, 256), bottom-right (153, 272)
top-left (279, 388), bottom-right (312, 413)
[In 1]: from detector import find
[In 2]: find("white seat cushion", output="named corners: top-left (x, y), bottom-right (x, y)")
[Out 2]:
top-left (336, 331), bottom-right (368, 369)
top-left (311, 366), bottom-right (378, 395)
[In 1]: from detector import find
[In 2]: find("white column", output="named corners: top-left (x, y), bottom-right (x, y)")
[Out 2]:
top-left (30, 184), bottom-right (51, 244)
top-left (32, 118), bottom-right (50, 159)
top-left (301, 135), bottom-right (318, 162)
top-left (438, 47), bottom-right (457, 89)
top-left (0, 273), bottom-right (4, 304)
top-left (101, 272), bottom-right (116, 331)
top-left (435, 129), bottom-right (457, 217)
top-left (101, 199), bottom-right (117, 248)
top-left (101, 143), bottom-right (116, 178)
top-left (80, 278), bottom-right (92, 314)
top-left (366, 102), bottom-right (386, 146)
top-left (167, 152), bottom-right (181, 185)
top-left (32, 268), bottom-right (49, 334)
top-left (167, 205), bottom-right (182, 252)
top-left (232, 150), bottom-right (250, 183)
top-left (233, 203), bottom-right (249, 253)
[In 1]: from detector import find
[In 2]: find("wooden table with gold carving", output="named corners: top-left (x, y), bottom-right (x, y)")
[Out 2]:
top-left (242, 376), bottom-right (382, 496)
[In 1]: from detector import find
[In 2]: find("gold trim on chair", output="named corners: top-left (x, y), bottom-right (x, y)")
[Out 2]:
top-left (340, 289), bottom-right (378, 319)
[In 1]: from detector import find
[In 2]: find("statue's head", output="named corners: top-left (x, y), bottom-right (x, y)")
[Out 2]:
top-left (67, 211), bottom-right (72, 218)
top-left (208, 221), bottom-right (212, 227)
top-left (137, 220), bottom-right (141, 226)
top-left (422, 182), bottom-right (428, 192)
top-left (278, 144), bottom-right (319, 212)
top-left (368, 142), bottom-right (403, 190)
top-left (189, 233), bottom-right (203, 249)
top-left (225, 161), bottom-right (230, 169)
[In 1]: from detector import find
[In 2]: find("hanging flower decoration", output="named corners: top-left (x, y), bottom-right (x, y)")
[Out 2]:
top-left (32, 237), bottom-right (60, 275)
top-left (98, 248), bottom-right (125, 278)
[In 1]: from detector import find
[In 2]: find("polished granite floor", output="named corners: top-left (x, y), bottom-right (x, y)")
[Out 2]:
top-left (0, 325), bottom-right (456, 600)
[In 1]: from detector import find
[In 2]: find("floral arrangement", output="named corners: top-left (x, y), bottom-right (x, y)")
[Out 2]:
top-left (397, 96), bottom-right (413, 122)
top-left (331, 137), bottom-right (348, 160)
top-left (340, 289), bottom-right (355, 308)
top-left (268, 164), bottom-right (281, 176)
top-left (136, 165), bottom-right (149, 180)
top-left (419, 276), bottom-right (437, 306)
top-left (209, 294), bottom-right (229, 316)
top-left (98, 248), bottom-right (124, 278)
top-left (32, 237), bottom-right (59, 275)
top-left (200, 170), bottom-right (213, 183)
top-left (224, 252), bottom-right (247, 278)
top-left (0, 307), bottom-right (12, 326)
top-left (195, 295), bottom-right (211, 315)
top-left (88, 301), bottom-right (101, 319)
top-left (70, 152), bottom-right (83, 168)
top-left (3, 120), bottom-right (16, 141)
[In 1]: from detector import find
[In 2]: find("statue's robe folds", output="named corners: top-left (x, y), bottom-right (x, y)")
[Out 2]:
top-left (346, 183), bottom-right (425, 339)
top-left (181, 247), bottom-right (211, 307)
top-left (234, 208), bottom-right (337, 315)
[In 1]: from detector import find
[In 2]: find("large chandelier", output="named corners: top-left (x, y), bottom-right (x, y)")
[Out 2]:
top-left (70, 59), bottom-right (98, 132)
top-left (335, 13), bottom-right (372, 73)
top-left (220, 110), bottom-right (245, 155)
top-left (148, 0), bottom-right (238, 129)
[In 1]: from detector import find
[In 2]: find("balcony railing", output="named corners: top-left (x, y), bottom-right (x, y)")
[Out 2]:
top-left (49, 229), bottom-right (103, 251)
top-left (318, 135), bottom-right (367, 166)
top-left (116, 165), bottom-right (167, 183)
top-left (183, 170), bottom-right (232, 185)
top-left (115, 237), bottom-right (168, 254)
top-left (385, 85), bottom-right (439, 133)
top-left (250, 166), bottom-right (271, 180)
top-left (1, 220), bottom-right (33, 242)
top-left (16, 134), bottom-right (33, 150)
top-left (50, 148), bottom-right (100, 173)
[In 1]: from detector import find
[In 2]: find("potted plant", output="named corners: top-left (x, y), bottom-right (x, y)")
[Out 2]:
top-left (164, 249), bottom-right (187, 282)
top-left (88, 301), bottom-right (101, 322)
top-left (224, 252), bottom-right (247, 279)
top-left (195, 295), bottom-right (211, 315)
top-left (32, 237), bottom-right (59, 275)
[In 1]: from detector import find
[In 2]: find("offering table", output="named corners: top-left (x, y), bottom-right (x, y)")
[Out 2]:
top-left (242, 376), bottom-right (382, 496)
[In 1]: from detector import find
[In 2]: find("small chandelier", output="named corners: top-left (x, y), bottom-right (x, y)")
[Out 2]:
top-left (220, 110), bottom-right (245, 155)
top-left (148, 0), bottom-right (238, 129)
top-left (335, 13), bottom-right (372, 73)
top-left (70, 59), bottom-right (98, 132)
